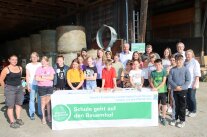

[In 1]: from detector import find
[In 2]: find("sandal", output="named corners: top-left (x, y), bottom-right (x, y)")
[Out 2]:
top-left (16, 119), bottom-right (24, 126)
top-left (10, 122), bottom-right (20, 128)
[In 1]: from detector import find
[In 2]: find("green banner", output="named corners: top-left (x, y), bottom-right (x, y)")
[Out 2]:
top-left (53, 102), bottom-right (152, 122)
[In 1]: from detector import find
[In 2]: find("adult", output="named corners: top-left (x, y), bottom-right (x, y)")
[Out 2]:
top-left (0, 55), bottom-right (24, 128)
top-left (174, 42), bottom-right (186, 61)
top-left (80, 48), bottom-right (88, 66)
top-left (26, 52), bottom-right (42, 120)
top-left (35, 56), bottom-right (55, 124)
top-left (119, 43), bottom-right (133, 68)
top-left (184, 49), bottom-right (201, 117)
top-left (53, 55), bottom-right (69, 90)
top-left (141, 44), bottom-right (160, 61)
top-left (95, 49), bottom-right (105, 87)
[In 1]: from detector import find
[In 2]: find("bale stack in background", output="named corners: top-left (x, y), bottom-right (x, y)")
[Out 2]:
top-left (40, 30), bottom-right (56, 66)
top-left (56, 25), bottom-right (87, 66)
top-left (30, 34), bottom-right (42, 55)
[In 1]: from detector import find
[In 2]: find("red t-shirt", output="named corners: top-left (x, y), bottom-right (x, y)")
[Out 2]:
top-left (102, 67), bottom-right (116, 88)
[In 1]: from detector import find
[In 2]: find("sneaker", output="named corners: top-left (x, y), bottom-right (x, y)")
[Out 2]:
top-left (161, 118), bottom-right (167, 126)
top-left (167, 107), bottom-right (172, 113)
top-left (170, 119), bottom-right (176, 126)
top-left (177, 121), bottom-right (185, 128)
top-left (30, 113), bottom-right (35, 120)
top-left (16, 119), bottom-right (24, 126)
top-left (10, 122), bottom-right (20, 129)
top-left (186, 110), bottom-right (190, 116)
top-left (188, 112), bottom-right (197, 117)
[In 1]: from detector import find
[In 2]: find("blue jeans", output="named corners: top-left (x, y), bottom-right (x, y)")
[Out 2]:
top-left (29, 84), bottom-right (42, 117)
top-left (187, 88), bottom-right (197, 113)
top-left (86, 81), bottom-right (97, 90)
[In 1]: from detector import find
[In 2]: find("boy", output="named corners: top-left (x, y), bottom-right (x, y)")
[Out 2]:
top-left (149, 59), bottom-right (167, 126)
top-left (84, 57), bottom-right (97, 90)
top-left (168, 54), bottom-right (190, 128)
top-left (102, 59), bottom-right (117, 89)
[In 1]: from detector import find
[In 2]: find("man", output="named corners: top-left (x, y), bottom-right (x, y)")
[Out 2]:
top-left (142, 44), bottom-right (160, 60)
top-left (119, 43), bottom-right (133, 68)
top-left (174, 42), bottom-right (186, 60)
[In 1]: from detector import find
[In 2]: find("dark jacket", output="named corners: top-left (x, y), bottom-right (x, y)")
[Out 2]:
top-left (53, 64), bottom-right (69, 87)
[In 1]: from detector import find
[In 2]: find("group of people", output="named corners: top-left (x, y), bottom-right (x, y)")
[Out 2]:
top-left (0, 42), bottom-right (201, 129)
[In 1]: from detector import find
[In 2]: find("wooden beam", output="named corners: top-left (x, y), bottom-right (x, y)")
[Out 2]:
top-left (139, 0), bottom-right (148, 42)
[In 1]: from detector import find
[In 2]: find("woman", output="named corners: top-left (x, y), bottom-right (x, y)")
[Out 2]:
top-left (26, 52), bottom-right (42, 120)
top-left (53, 55), bottom-right (69, 90)
top-left (67, 59), bottom-right (84, 90)
top-left (35, 56), bottom-right (55, 124)
top-left (0, 55), bottom-right (24, 128)
top-left (184, 49), bottom-right (201, 117)
top-left (132, 51), bottom-right (143, 68)
top-left (95, 49), bottom-right (105, 87)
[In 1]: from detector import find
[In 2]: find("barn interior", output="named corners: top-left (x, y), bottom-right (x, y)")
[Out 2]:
top-left (0, 0), bottom-right (207, 68)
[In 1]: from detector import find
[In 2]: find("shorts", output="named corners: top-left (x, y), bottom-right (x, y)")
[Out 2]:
top-left (143, 79), bottom-right (149, 87)
top-left (86, 81), bottom-right (97, 90)
top-left (4, 84), bottom-right (24, 107)
top-left (38, 86), bottom-right (53, 97)
top-left (158, 92), bottom-right (168, 105)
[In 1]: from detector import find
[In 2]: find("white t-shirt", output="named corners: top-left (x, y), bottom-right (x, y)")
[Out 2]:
top-left (148, 62), bottom-right (156, 76)
top-left (184, 58), bottom-right (201, 88)
top-left (162, 58), bottom-right (171, 69)
top-left (142, 67), bottom-right (149, 79)
top-left (129, 69), bottom-right (144, 85)
top-left (119, 51), bottom-right (133, 68)
top-left (26, 62), bottom-right (42, 85)
top-left (174, 51), bottom-right (186, 61)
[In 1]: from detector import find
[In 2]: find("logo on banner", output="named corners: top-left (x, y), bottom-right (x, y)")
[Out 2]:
top-left (52, 105), bottom-right (71, 122)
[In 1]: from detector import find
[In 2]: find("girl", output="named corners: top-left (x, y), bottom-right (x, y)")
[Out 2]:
top-left (121, 60), bottom-right (132, 88)
top-left (26, 52), bottom-right (42, 120)
top-left (142, 57), bottom-right (149, 87)
top-left (129, 60), bottom-right (144, 90)
top-left (84, 57), bottom-right (97, 90)
top-left (148, 52), bottom-right (157, 78)
top-left (35, 56), bottom-right (55, 124)
top-left (53, 55), bottom-right (69, 90)
top-left (67, 59), bottom-right (84, 90)
top-left (95, 49), bottom-right (105, 87)
top-left (0, 55), bottom-right (24, 128)
top-left (77, 55), bottom-right (86, 71)
top-left (162, 48), bottom-right (172, 69)
top-left (112, 53), bottom-right (124, 87)
top-left (132, 51), bottom-right (143, 68)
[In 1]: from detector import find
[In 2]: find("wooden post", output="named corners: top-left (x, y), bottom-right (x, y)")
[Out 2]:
top-left (139, 0), bottom-right (148, 42)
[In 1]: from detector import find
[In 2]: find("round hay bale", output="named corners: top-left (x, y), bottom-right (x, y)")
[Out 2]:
top-left (40, 30), bottom-right (56, 53)
top-left (56, 26), bottom-right (86, 53)
top-left (30, 34), bottom-right (41, 54)
top-left (19, 37), bottom-right (31, 56)
top-left (60, 53), bottom-right (78, 66)
top-left (87, 49), bottom-right (97, 60)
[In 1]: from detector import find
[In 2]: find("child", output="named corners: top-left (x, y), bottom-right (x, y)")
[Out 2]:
top-left (129, 60), bottom-right (144, 90)
top-left (168, 54), bottom-right (190, 128)
top-left (167, 56), bottom-right (177, 117)
top-left (77, 55), bottom-right (86, 71)
top-left (142, 57), bottom-right (149, 87)
top-left (102, 59), bottom-right (117, 89)
top-left (149, 59), bottom-right (167, 126)
top-left (148, 52), bottom-right (157, 77)
top-left (162, 48), bottom-right (172, 69)
top-left (84, 57), bottom-right (97, 90)
top-left (112, 53), bottom-right (124, 87)
top-left (121, 60), bottom-right (132, 88)
top-left (67, 59), bottom-right (84, 90)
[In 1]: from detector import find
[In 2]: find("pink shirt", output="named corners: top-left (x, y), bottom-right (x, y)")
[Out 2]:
top-left (35, 66), bottom-right (55, 87)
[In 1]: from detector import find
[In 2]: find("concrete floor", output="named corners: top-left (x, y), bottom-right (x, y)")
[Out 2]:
top-left (0, 83), bottom-right (207, 137)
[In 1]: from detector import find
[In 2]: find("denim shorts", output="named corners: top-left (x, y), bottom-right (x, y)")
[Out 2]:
top-left (4, 84), bottom-right (24, 107)
top-left (86, 81), bottom-right (97, 90)
top-left (38, 86), bottom-right (53, 97)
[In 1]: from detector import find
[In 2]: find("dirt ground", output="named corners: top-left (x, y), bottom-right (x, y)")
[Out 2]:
top-left (0, 82), bottom-right (207, 137)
